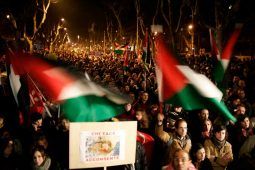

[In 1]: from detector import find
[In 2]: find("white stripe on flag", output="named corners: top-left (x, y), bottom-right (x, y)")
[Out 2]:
top-left (177, 65), bottom-right (223, 101)
top-left (9, 65), bottom-right (21, 105)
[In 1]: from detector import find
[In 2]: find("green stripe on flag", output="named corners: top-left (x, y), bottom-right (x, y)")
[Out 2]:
top-left (167, 84), bottom-right (236, 122)
top-left (167, 84), bottom-right (207, 110)
top-left (114, 50), bottom-right (123, 55)
top-left (214, 60), bottom-right (225, 85)
top-left (62, 95), bottom-right (125, 122)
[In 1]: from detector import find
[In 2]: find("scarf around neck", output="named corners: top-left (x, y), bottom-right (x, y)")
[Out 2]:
top-left (34, 157), bottom-right (51, 170)
top-left (175, 133), bottom-right (190, 149)
top-left (211, 136), bottom-right (226, 150)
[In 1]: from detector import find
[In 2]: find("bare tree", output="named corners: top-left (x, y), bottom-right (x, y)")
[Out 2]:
top-left (160, 0), bottom-right (175, 48)
top-left (24, 0), bottom-right (51, 52)
top-left (152, 0), bottom-right (161, 25)
top-left (135, 0), bottom-right (145, 50)
top-left (108, 2), bottom-right (124, 39)
top-left (214, 0), bottom-right (240, 53)
top-left (201, 0), bottom-right (242, 53)
top-left (159, 0), bottom-right (199, 52)
top-left (106, 15), bottom-right (113, 43)
top-left (48, 23), bottom-right (64, 52)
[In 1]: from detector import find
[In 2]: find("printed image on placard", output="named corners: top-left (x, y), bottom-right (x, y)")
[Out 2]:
top-left (80, 131), bottom-right (125, 163)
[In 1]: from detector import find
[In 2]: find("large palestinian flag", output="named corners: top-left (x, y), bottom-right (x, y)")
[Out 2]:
top-left (10, 53), bottom-right (128, 122)
top-left (154, 34), bottom-right (236, 122)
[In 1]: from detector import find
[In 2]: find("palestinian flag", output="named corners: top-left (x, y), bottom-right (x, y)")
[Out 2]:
top-left (154, 34), bottom-right (236, 122)
top-left (213, 24), bottom-right (242, 86)
top-left (114, 42), bottom-right (128, 55)
top-left (11, 53), bottom-right (128, 122)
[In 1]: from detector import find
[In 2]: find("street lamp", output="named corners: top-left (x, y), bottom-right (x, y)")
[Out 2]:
top-left (151, 25), bottom-right (163, 36)
top-left (6, 14), bottom-right (10, 19)
top-left (188, 24), bottom-right (194, 55)
top-left (188, 24), bottom-right (193, 30)
top-left (77, 35), bottom-right (80, 42)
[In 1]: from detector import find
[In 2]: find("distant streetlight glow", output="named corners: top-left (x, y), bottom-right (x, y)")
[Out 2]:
top-left (188, 24), bottom-right (194, 55)
top-left (6, 14), bottom-right (10, 19)
top-left (188, 24), bottom-right (193, 30)
top-left (61, 18), bottom-right (65, 22)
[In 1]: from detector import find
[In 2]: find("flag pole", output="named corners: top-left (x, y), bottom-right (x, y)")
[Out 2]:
top-left (58, 104), bottom-right (61, 118)
top-left (104, 30), bottom-right (106, 57)
top-left (27, 74), bottom-right (52, 117)
top-left (27, 74), bottom-right (47, 101)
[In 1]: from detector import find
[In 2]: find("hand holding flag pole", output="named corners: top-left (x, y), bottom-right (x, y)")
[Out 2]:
top-left (27, 75), bottom-right (52, 117)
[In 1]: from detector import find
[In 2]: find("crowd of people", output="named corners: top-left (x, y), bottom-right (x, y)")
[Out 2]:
top-left (0, 46), bottom-right (255, 170)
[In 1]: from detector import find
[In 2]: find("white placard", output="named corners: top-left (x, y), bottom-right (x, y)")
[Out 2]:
top-left (69, 121), bottom-right (137, 169)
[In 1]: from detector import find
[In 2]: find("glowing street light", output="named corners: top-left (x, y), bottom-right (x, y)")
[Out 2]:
top-left (59, 18), bottom-right (65, 27)
top-left (188, 24), bottom-right (194, 55)
top-left (77, 35), bottom-right (80, 42)
top-left (151, 25), bottom-right (163, 36)
top-left (6, 14), bottom-right (10, 19)
top-left (188, 24), bottom-right (193, 30)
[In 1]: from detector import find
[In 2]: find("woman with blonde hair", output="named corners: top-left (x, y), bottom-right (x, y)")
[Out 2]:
top-left (135, 108), bottom-right (149, 133)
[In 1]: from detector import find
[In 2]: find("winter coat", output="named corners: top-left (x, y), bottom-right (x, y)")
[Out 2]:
top-left (155, 124), bottom-right (173, 144)
top-left (239, 135), bottom-right (255, 157)
top-left (204, 139), bottom-right (233, 170)
top-left (169, 135), bottom-right (192, 160)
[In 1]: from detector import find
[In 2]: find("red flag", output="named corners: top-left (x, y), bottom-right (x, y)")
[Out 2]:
top-left (137, 131), bottom-right (154, 163)
top-left (154, 34), bottom-right (187, 101)
top-left (221, 24), bottom-right (242, 60)
top-left (28, 77), bottom-right (45, 114)
top-left (123, 46), bottom-right (129, 67)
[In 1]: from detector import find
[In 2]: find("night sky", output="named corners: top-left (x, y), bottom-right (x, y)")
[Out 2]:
top-left (53, 0), bottom-right (107, 38)
top-left (1, 0), bottom-right (255, 45)
top-left (47, 0), bottom-right (171, 41)
top-left (50, 0), bottom-right (138, 40)
top-left (48, 0), bottom-right (255, 41)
